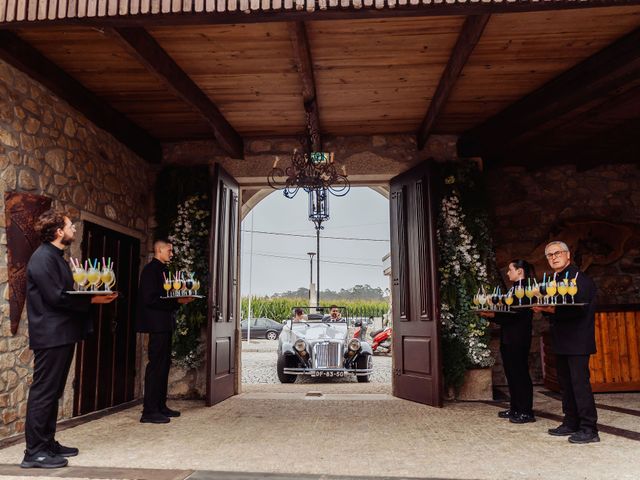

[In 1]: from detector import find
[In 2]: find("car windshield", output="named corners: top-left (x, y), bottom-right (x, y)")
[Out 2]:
top-left (290, 307), bottom-right (349, 323)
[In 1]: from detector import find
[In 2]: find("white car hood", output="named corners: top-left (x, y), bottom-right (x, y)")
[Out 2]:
top-left (292, 323), bottom-right (347, 343)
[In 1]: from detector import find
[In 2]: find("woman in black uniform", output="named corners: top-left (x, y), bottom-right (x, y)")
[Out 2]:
top-left (481, 259), bottom-right (535, 424)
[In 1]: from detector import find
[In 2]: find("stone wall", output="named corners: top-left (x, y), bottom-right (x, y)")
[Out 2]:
top-left (0, 59), bottom-right (155, 440)
top-left (485, 163), bottom-right (640, 386)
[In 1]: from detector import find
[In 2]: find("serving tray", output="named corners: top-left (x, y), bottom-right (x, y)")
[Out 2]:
top-left (510, 303), bottom-right (588, 309)
top-left (66, 290), bottom-right (116, 295)
top-left (160, 295), bottom-right (205, 299)
top-left (471, 309), bottom-right (516, 314)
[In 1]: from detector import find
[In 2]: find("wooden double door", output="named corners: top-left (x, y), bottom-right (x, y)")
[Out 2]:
top-left (205, 161), bottom-right (442, 407)
top-left (74, 221), bottom-right (140, 416)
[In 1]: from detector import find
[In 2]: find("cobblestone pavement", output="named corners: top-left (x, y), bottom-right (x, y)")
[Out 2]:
top-left (241, 340), bottom-right (392, 385)
top-left (1, 388), bottom-right (638, 480)
top-left (0, 341), bottom-right (638, 480)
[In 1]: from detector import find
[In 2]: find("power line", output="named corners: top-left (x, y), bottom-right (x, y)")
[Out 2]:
top-left (241, 229), bottom-right (389, 243)
top-left (241, 251), bottom-right (382, 269)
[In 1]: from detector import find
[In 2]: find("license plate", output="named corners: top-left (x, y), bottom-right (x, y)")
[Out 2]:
top-left (313, 371), bottom-right (345, 378)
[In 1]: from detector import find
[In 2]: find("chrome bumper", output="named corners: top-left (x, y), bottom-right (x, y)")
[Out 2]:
top-left (283, 367), bottom-right (373, 376)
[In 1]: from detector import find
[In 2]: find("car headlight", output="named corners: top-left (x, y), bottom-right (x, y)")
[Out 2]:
top-left (294, 339), bottom-right (306, 352)
top-left (348, 339), bottom-right (361, 352)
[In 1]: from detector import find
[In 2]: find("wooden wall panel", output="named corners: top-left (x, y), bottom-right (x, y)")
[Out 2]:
top-left (544, 310), bottom-right (640, 393)
top-left (589, 310), bottom-right (640, 392)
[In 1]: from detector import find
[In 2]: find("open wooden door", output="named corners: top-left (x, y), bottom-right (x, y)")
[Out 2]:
top-left (206, 164), bottom-right (240, 406)
top-left (390, 161), bottom-right (443, 407)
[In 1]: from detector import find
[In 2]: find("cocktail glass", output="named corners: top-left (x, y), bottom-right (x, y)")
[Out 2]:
top-left (72, 266), bottom-right (87, 292)
top-left (547, 281), bottom-right (557, 305)
top-left (539, 282), bottom-right (548, 305)
top-left (504, 293), bottom-right (514, 311)
top-left (568, 278), bottom-right (578, 304)
top-left (557, 280), bottom-right (569, 305)
top-left (172, 277), bottom-right (182, 297)
top-left (86, 267), bottom-right (101, 292)
top-left (514, 285), bottom-right (525, 306)
top-left (101, 267), bottom-right (115, 292)
top-left (525, 285), bottom-right (534, 305)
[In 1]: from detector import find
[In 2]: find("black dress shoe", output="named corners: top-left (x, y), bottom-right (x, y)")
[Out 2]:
top-left (498, 409), bottom-right (515, 419)
top-left (21, 450), bottom-right (68, 469)
top-left (50, 441), bottom-right (79, 457)
top-left (509, 413), bottom-right (536, 424)
top-left (161, 407), bottom-right (181, 418)
top-left (548, 424), bottom-right (579, 436)
top-left (568, 431), bottom-right (600, 444)
top-left (140, 413), bottom-right (170, 424)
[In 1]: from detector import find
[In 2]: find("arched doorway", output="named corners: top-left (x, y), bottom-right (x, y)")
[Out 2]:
top-left (205, 161), bottom-right (443, 407)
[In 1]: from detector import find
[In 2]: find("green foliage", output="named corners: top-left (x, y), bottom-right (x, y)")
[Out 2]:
top-left (436, 160), bottom-right (498, 390)
top-left (154, 167), bottom-right (210, 369)
top-left (441, 334), bottom-right (470, 391)
top-left (241, 297), bottom-right (389, 321)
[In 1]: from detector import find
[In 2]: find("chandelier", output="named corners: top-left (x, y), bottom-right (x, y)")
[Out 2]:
top-left (267, 150), bottom-right (350, 199)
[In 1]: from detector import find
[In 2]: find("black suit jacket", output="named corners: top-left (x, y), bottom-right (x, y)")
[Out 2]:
top-left (545, 265), bottom-right (597, 355)
top-left (492, 283), bottom-right (533, 349)
top-left (26, 242), bottom-right (92, 349)
top-left (136, 258), bottom-right (179, 333)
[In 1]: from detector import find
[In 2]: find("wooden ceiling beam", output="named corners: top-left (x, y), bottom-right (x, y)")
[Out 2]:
top-left (458, 27), bottom-right (640, 158)
top-left (417, 14), bottom-right (490, 150)
top-left (0, 31), bottom-right (162, 164)
top-left (288, 21), bottom-right (321, 153)
top-left (109, 27), bottom-right (244, 159)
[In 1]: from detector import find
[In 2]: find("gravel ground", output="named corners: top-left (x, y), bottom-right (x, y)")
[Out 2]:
top-left (241, 340), bottom-right (392, 385)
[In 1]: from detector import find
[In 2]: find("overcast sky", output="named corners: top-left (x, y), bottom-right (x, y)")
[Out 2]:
top-left (240, 188), bottom-right (390, 297)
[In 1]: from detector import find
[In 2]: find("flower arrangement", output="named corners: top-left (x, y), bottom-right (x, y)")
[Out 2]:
top-left (437, 163), bottom-right (497, 390)
top-left (168, 194), bottom-right (210, 369)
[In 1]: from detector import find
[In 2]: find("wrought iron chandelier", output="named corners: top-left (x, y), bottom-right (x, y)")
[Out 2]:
top-left (267, 150), bottom-right (350, 199)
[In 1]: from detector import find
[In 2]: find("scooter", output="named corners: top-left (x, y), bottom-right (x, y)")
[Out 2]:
top-left (370, 326), bottom-right (392, 355)
top-left (353, 319), bottom-right (392, 355)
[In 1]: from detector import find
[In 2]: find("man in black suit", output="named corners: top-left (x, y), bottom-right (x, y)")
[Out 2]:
top-left (533, 240), bottom-right (599, 444)
top-left (23, 210), bottom-right (117, 469)
top-left (136, 239), bottom-right (192, 424)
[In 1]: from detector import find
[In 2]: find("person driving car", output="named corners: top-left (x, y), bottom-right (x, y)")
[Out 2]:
top-left (326, 305), bottom-right (342, 322)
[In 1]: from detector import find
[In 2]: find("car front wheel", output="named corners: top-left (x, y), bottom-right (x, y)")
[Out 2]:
top-left (277, 356), bottom-right (297, 383)
top-left (266, 330), bottom-right (279, 340)
top-left (356, 354), bottom-right (372, 383)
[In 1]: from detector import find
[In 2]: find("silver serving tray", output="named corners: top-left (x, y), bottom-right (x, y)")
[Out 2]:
top-left (511, 303), bottom-right (588, 309)
top-left (160, 295), bottom-right (205, 299)
top-left (65, 290), bottom-right (115, 295)
top-left (471, 309), bottom-right (516, 314)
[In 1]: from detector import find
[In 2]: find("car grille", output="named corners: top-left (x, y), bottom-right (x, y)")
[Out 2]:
top-left (313, 342), bottom-right (343, 368)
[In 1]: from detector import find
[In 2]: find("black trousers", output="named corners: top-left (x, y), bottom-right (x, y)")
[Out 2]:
top-left (143, 332), bottom-right (172, 414)
top-left (501, 342), bottom-right (533, 415)
top-left (25, 344), bottom-right (75, 455)
top-left (556, 354), bottom-right (598, 433)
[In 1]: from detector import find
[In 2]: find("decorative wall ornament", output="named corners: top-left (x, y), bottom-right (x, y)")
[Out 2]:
top-left (5, 192), bottom-right (52, 335)
top-left (531, 218), bottom-right (636, 272)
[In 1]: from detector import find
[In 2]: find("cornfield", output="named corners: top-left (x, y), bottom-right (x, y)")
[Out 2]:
top-left (241, 297), bottom-right (389, 322)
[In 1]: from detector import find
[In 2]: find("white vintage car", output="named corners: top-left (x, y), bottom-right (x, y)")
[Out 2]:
top-left (276, 311), bottom-right (374, 383)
